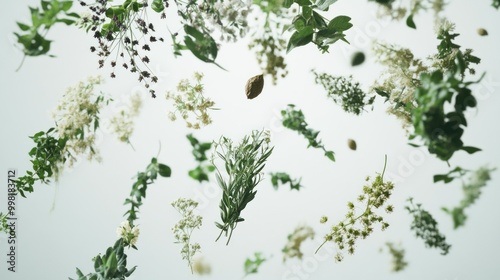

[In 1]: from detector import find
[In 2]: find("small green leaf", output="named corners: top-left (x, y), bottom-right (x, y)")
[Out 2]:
top-left (151, 0), bottom-right (164, 13)
top-left (16, 22), bottom-right (31, 31)
top-left (286, 26), bottom-right (314, 53)
top-left (283, 0), bottom-right (293, 8)
top-left (351, 51), bottom-right (365, 66)
top-left (325, 151), bottom-right (335, 161)
top-left (158, 163), bottom-right (171, 177)
top-left (294, 0), bottom-right (312, 6)
top-left (406, 14), bottom-right (416, 29)
top-left (328, 15), bottom-right (352, 32)
top-left (461, 146), bottom-right (481, 154)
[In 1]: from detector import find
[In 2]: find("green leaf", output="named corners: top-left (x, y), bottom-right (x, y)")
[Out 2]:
top-left (61, 1), bottom-right (73, 11)
top-left (315, 0), bottom-right (337, 11)
top-left (406, 14), bottom-right (416, 29)
top-left (351, 51), bottom-right (365, 66)
top-left (325, 151), bottom-right (335, 161)
top-left (16, 22), bottom-right (30, 31)
top-left (151, 0), bottom-right (164, 13)
top-left (461, 146), bottom-right (481, 154)
top-left (294, 0), bottom-right (312, 6)
top-left (328, 15), bottom-right (352, 32)
top-left (283, 0), bottom-right (293, 8)
top-left (105, 251), bottom-right (118, 277)
top-left (158, 164), bottom-right (171, 177)
top-left (286, 26), bottom-right (314, 53)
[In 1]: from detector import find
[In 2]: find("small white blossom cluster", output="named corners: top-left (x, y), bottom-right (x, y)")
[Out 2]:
top-left (116, 220), bottom-right (140, 247)
top-left (282, 225), bottom-right (315, 261)
top-left (171, 198), bottom-right (203, 272)
top-left (211, 0), bottom-right (252, 42)
top-left (166, 72), bottom-right (215, 129)
top-left (109, 92), bottom-right (143, 143)
top-left (52, 76), bottom-right (109, 167)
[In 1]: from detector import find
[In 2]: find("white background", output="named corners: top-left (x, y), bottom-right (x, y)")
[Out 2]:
top-left (1, 0), bottom-right (500, 279)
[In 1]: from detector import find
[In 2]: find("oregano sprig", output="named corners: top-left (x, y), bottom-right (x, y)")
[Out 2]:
top-left (316, 156), bottom-right (394, 261)
top-left (187, 134), bottom-right (215, 183)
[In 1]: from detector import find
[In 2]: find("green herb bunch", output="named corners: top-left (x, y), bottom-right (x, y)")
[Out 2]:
top-left (244, 252), bottom-right (267, 277)
top-left (441, 166), bottom-right (495, 229)
top-left (124, 157), bottom-right (171, 223)
top-left (14, 0), bottom-right (79, 68)
top-left (312, 70), bottom-right (375, 115)
top-left (382, 242), bottom-right (408, 272)
top-left (281, 104), bottom-right (335, 161)
top-left (284, 0), bottom-right (352, 53)
top-left (187, 134), bottom-right (215, 183)
top-left (270, 172), bottom-right (303, 191)
top-left (16, 77), bottom-right (109, 197)
top-left (212, 130), bottom-right (274, 244)
top-left (405, 198), bottom-right (451, 255)
top-left (317, 156), bottom-right (394, 262)
top-left (171, 198), bottom-right (203, 273)
top-left (71, 238), bottom-right (136, 280)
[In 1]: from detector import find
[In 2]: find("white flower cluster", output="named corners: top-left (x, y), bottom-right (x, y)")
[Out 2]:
top-left (192, 256), bottom-right (212, 275)
top-left (109, 92), bottom-right (142, 143)
top-left (282, 225), bottom-right (315, 261)
top-left (116, 220), bottom-right (140, 247)
top-left (211, 0), bottom-right (252, 42)
top-left (171, 198), bottom-right (203, 272)
top-left (52, 76), bottom-right (109, 167)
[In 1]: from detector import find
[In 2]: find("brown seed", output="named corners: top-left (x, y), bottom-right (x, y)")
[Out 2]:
top-left (245, 74), bottom-right (264, 99)
top-left (477, 28), bottom-right (488, 36)
top-left (347, 139), bottom-right (357, 150)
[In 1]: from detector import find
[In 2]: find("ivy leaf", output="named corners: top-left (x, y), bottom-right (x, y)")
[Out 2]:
top-left (286, 26), bottom-right (314, 53)
top-left (158, 164), bottom-right (171, 177)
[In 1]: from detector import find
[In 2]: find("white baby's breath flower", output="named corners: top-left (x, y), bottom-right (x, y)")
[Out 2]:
top-left (109, 92), bottom-right (143, 143)
top-left (282, 225), bottom-right (315, 261)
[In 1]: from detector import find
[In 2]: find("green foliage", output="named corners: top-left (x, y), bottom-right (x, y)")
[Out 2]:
top-left (14, 0), bottom-right (78, 59)
top-left (244, 252), bottom-right (267, 277)
top-left (70, 239), bottom-right (136, 280)
top-left (317, 156), bottom-right (394, 261)
top-left (124, 158), bottom-right (171, 223)
top-left (187, 134), bottom-right (215, 183)
top-left (0, 213), bottom-right (9, 235)
top-left (270, 172), bottom-right (303, 191)
top-left (312, 70), bottom-right (375, 115)
top-left (15, 128), bottom-right (67, 197)
top-left (281, 104), bottom-right (335, 161)
top-left (351, 51), bottom-right (366, 66)
top-left (383, 242), bottom-right (408, 272)
top-left (493, 0), bottom-right (500, 9)
top-left (182, 25), bottom-right (224, 69)
top-left (442, 166), bottom-right (495, 229)
top-left (433, 166), bottom-right (469, 184)
top-left (405, 198), bottom-right (451, 255)
top-left (410, 54), bottom-right (482, 162)
top-left (213, 130), bottom-right (274, 244)
top-left (285, 0), bottom-right (352, 53)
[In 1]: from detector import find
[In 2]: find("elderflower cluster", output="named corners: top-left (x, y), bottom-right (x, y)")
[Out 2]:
top-left (166, 72), bottom-right (215, 129)
top-left (109, 92), bottom-right (142, 143)
top-left (52, 76), bottom-right (109, 166)
top-left (172, 198), bottom-right (203, 272)
top-left (282, 225), bottom-right (315, 261)
top-left (116, 220), bottom-right (140, 247)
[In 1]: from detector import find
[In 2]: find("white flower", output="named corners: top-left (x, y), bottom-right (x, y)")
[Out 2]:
top-left (117, 220), bottom-right (140, 247)
top-left (109, 92), bottom-right (143, 143)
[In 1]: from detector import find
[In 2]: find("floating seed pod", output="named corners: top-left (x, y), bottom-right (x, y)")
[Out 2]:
top-left (347, 139), bottom-right (357, 150)
top-left (477, 28), bottom-right (488, 36)
top-left (351, 51), bottom-right (365, 66)
top-left (245, 74), bottom-right (264, 99)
